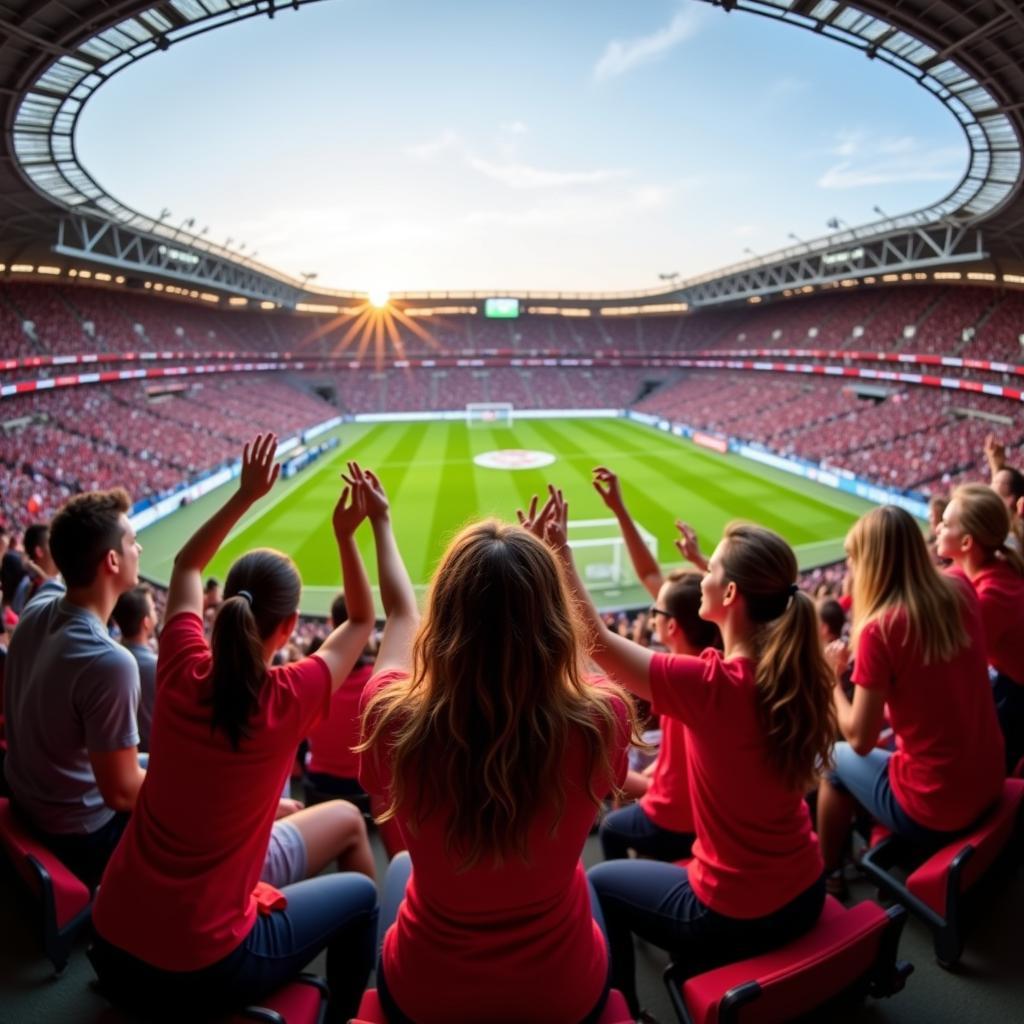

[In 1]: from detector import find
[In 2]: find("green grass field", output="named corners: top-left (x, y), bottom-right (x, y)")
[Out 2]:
top-left (138, 417), bottom-right (876, 614)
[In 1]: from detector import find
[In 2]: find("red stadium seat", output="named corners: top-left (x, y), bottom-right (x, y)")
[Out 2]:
top-left (348, 987), bottom-right (633, 1023)
top-left (664, 897), bottom-right (911, 1024)
top-left (0, 796), bottom-right (92, 972)
top-left (860, 778), bottom-right (1024, 967)
top-left (233, 974), bottom-right (329, 1024)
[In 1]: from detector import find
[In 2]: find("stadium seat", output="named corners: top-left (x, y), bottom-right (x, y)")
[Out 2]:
top-left (234, 974), bottom-right (329, 1024)
top-left (0, 796), bottom-right (92, 973)
top-left (860, 778), bottom-right (1024, 967)
top-left (663, 897), bottom-right (912, 1024)
top-left (348, 987), bottom-right (634, 1023)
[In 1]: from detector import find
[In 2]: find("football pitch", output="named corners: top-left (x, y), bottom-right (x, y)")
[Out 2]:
top-left (138, 417), bottom-right (876, 614)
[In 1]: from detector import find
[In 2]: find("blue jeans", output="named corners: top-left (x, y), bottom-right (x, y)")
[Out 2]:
top-left (599, 803), bottom-right (695, 862)
top-left (992, 671), bottom-right (1024, 774)
top-left (375, 852), bottom-right (611, 1024)
top-left (827, 742), bottom-right (955, 844)
top-left (90, 873), bottom-right (378, 1023)
top-left (588, 860), bottom-right (825, 1015)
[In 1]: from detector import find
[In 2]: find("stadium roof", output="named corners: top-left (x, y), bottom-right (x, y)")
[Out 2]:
top-left (3, 0), bottom-right (1024, 307)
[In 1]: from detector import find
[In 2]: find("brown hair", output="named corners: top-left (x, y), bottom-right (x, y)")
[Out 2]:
top-left (847, 506), bottom-right (969, 665)
top-left (112, 583), bottom-right (155, 639)
top-left (209, 548), bottom-right (301, 750)
top-left (953, 483), bottom-right (1024, 576)
top-left (359, 521), bottom-right (635, 869)
top-left (718, 523), bottom-right (837, 791)
top-left (662, 569), bottom-right (721, 652)
top-left (49, 489), bottom-right (131, 587)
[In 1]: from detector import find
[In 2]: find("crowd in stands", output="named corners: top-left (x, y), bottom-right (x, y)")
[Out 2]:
top-left (0, 378), bottom-right (339, 535)
top-left (2, 417), bottom-right (1023, 1022)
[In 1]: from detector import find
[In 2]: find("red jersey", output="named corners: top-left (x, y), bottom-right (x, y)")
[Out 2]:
top-left (639, 714), bottom-right (694, 834)
top-left (92, 613), bottom-right (331, 970)
top-left (359, 671), bottom-right (628, 1024)
top-left (649, 650), bottom-right (823, 919)
top-left (306, 661), bottom-right (374, 778)
top-left (949, 563), bottom-right (1024, 684)
top-left (852, 584), bottom-right (1004, 832)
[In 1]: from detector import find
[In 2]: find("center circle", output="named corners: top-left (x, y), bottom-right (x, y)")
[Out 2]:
top-left (473, 449), bottom-right (557, 471)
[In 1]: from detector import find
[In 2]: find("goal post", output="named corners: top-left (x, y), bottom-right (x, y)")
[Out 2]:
top-left (466, 401), bottom-right (514, 427)
top-left (568, 518), bottom-right (659, 590)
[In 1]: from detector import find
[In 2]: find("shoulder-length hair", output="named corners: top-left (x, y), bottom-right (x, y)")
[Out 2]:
top-left (847, 506), bottom-right (968, 664)
top-left (359, 520), bottom-right (634, 870)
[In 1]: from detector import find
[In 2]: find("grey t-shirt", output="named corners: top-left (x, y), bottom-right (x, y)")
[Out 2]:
top-left (125, 643), bottom-right (157, 754)
top-left (3, 595), bottom-right (140, 835)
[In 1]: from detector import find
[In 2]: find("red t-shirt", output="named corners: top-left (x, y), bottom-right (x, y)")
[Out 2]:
top-left (639, 714), bottom-right (694, 834)
top-left (92, 612), bottom-right (331, 971)
top-left (649, 650), bottom-right (823, 919)
top-left (306, 661), bottom-right (374, 778)
top-left (359, 670), bottom-right (628, 1024)
top-left (851, 585), bottom-right (1005, 832)
top-left (949, 563), bottom-right (1024, 684)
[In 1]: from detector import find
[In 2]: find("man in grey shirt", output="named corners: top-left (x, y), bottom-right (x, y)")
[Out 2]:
top-left (3, 488), bottom-right (146, 888)
top-left (112, 584), bottom-right (159, 753)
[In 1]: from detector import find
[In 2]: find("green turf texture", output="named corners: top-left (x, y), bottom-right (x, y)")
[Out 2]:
top-left (138, 418), bottom-right (875, 614)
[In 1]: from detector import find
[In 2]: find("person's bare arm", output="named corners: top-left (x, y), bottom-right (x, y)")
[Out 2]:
top-left (592, 467), bottom-right (663, 599)
top-left (361, 469), bottom-right (419, 676)
top-left (522, 486), bottom-right (656, 700)
top-left (316, 466), bottom-right (375, 691)
top-left (89, 748), bottom-right (145, 813)
top-left (826, 640), bottom-right (887, 754)
top-left (165, 433), bottom-right (280, 622)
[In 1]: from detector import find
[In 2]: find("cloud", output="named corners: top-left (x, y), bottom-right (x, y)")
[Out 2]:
top-left (467, 155), bottom-right (627, 189)
top-left (817, 132), bottom-right (964, 189)
top-left (463, 181), bottom-right (678, 230)
top-left (594, 6), bottom-right (703, 81)
top-left (403, 130), bottom-right (460, 161)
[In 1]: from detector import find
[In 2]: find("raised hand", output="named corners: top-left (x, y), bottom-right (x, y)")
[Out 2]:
top-left (674, 521), bottom-right (705, 567)
top-left (238, 433), bottom-right (280, 502)
top-left (592, 466), bottom-right (624, 512)
top-left (344, 462), bottom-right (390, 521)
top-left (516, 492), bottom-right (555, 539)
top-left (825, 638), bottom-right (850, 680)
top-left (332, 480), bottom-right (366, 539)
top-left (542, 484), bottom-right (569, 554)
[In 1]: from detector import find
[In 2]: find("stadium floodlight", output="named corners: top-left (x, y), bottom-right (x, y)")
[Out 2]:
top-left (368, 288), bottom-right (390, 309)
top-left (658, 271), bottom-right (680, 282)
top-left (788, 232), bottom-right (804, 244)
top-left (158, 208), bottom-right (171, 221)
top-left (743, 247), bottom-right (757, 258)
top-left (826, 217), bottom-right (847, 231)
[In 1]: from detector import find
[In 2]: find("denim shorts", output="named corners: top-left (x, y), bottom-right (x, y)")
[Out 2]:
top-left (260, 819), bottom-right (308, 887)
top-left (827, 742), bottom-right (950, 844)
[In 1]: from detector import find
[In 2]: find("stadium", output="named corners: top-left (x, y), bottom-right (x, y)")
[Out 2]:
top-left (1, 0), bottom-right (1024, 1021)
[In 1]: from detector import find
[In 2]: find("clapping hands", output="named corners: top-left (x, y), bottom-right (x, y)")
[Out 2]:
top-left (517, 484), bottom-right (569, 554)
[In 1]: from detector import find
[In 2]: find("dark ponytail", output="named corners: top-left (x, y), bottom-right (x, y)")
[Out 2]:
top-left (208, 548), bottom-right (301, 750)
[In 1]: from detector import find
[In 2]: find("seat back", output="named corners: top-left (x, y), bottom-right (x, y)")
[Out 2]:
top-left (678, 898), bottom-right (890, 1024)
top-left (0, 796), bottom-right (91, 928)
top-left (906, 778), bottom-right (1024, 917)
top-left (233, 974), bottom-right (328, 1024)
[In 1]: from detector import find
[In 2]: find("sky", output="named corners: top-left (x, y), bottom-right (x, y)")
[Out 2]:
top-left (77, 0), bottom-right (968, 294)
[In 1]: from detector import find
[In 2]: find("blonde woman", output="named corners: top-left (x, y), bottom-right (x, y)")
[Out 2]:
top-left (818, 505), bottom-right (1005, 892)
top-left (937, 484), bottom-right (1024, 771)
top-left (357, 484), bottom-right (634, 1024)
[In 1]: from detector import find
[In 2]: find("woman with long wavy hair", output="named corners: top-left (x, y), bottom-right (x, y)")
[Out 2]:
top-left (356, 480), bottom-right (634, 1024)
top-left (550, 494), bottom-right (834, 1017)
top-left (817, 504), bottom-right (1005, 893)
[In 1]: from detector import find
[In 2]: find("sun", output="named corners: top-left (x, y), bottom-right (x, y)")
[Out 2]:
top-left (367, 287), bottom-right (390, 309)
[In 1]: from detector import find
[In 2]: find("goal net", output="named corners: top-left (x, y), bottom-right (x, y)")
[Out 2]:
top-left (466, 402), bottom-right (514, 427)
top-left (568, 518), bottom-right (659, 591)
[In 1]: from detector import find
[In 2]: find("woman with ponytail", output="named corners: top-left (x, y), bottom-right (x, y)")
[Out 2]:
top-left (936, 484), bottom-right (1024, 771)
top-left (90, 436), bottom-right (396, 1023)
top-left (546, 490), bottom-right (833, 1016)
top-left (817, 505), bottom-right (1005, 895)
